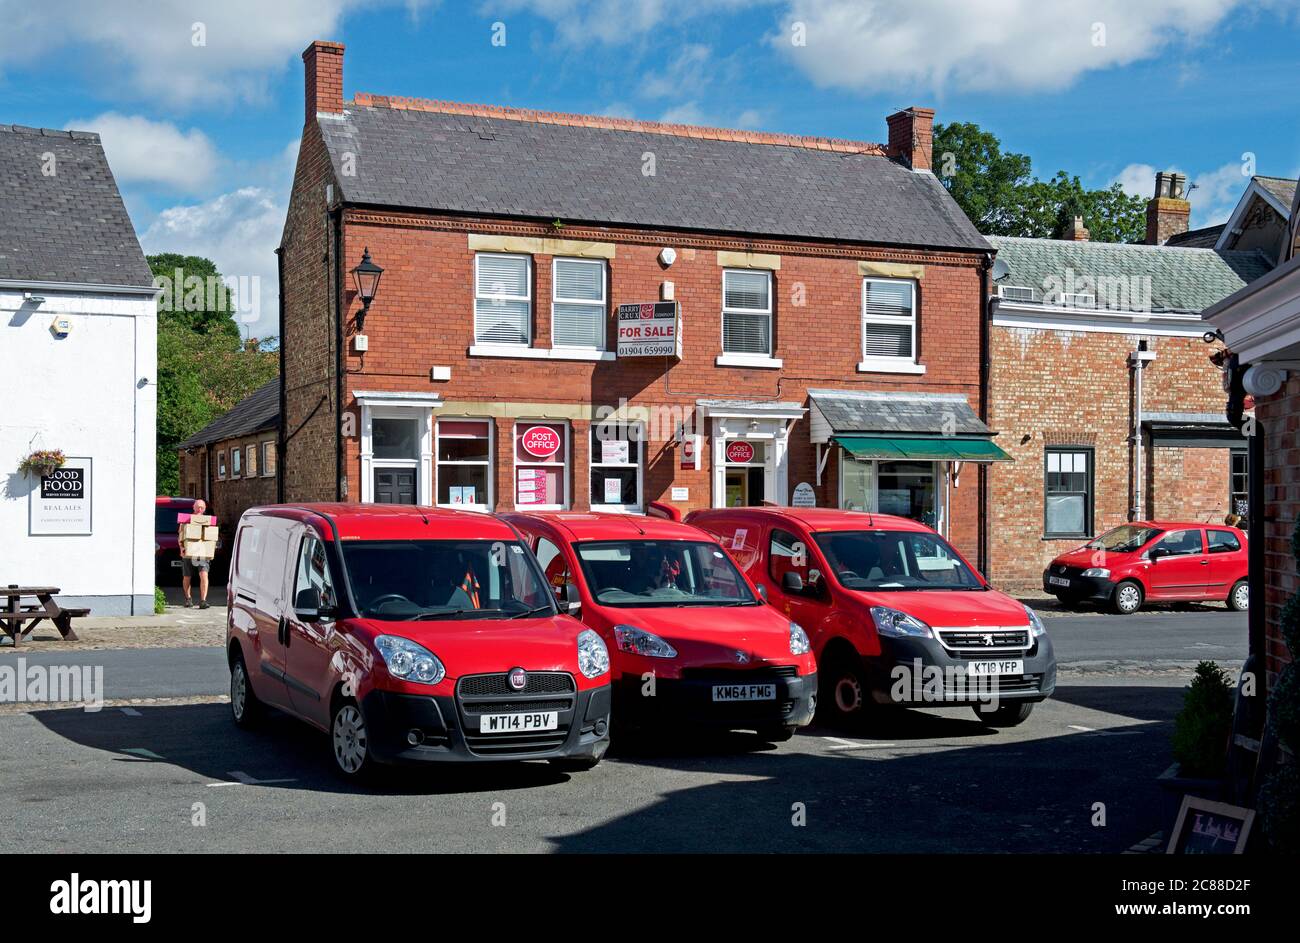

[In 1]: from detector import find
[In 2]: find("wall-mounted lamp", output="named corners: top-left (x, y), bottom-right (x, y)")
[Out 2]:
top-left (350, 247), bottom-right (384, 332)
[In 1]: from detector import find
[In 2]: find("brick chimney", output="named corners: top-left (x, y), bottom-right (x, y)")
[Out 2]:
top-left (1145, 171), bottom-right (1190, 245)
top-left (886, 107), bottom-right (935, 171)
top-left (303, 40), bottom-right (345, 126)
top-left (1067, 216), bottom-right (1090, 241)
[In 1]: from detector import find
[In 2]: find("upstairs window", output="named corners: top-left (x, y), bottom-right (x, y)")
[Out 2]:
top-left (474, 253), bottom-right (531, 345)
top-left (862, 278), bottom-right (916, 361)
top-left (552, 258), bottom-right (607, 349)
top-left (722, 269), bottom-right (772, 356)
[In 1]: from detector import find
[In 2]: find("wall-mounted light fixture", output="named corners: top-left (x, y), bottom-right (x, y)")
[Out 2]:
top-left (350, 247), bottom-right (384, 332)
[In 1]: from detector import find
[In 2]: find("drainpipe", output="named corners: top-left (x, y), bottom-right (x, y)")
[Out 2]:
top-left (1129, 341), bottom-right (1156, 519)
top-left (978, 253), bottom-right (992, 575)
top-left (330, 204), bottom-right (345, 502)
top-left (275, 246), bottom-right (286, 504)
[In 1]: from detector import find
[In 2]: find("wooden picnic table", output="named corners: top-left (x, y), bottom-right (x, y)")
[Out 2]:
top-left (1, 585), bottom-right (86, 646)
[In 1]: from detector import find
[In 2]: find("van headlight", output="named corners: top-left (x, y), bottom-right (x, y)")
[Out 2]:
top-left (612, 624), bottom-right (677, 658)
top-left (869, 606), bottom-right (933, 639)
top-left (1024, 604), bottom-right (1047, 638)
top-left (577, 629), bottom-right (611, 678)
top-left (374, 635), bottom-right (445, 685)
top-left (1082, 567), bottom-right (1110, 578)
top-left (789, 622), bottom-right (811, 655)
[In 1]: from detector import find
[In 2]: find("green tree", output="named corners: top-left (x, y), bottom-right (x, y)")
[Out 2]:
top-left (934, 124), bottom-right (1146, 244)
top-left (149, 255), bottom-right (277, 495)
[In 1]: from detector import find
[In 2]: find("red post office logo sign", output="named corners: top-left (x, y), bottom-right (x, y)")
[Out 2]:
top-left (725, 441), bottom-right (755, 464)
top-left (520, 426), bottom-right (563, 459)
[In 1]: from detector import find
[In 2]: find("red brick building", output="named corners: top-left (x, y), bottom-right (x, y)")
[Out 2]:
top-left (984, 181), bottom-right (1270, 593)
top-left (176, 378), bottom-right (279, 528)
top-left (279, 41), bottom-right (1007, 565)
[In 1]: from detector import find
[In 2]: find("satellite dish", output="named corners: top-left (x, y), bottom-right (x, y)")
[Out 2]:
top-left (991, 258), bottom-right (1011, 283)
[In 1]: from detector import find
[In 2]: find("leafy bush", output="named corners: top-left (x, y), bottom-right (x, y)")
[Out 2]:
top-left (1258, 761), bottom-right (1300, 854)
top-left (1171, 661), bottom-right (1234, 778)
top-left (154, 587), bottom-right (166, 615)
top-left (1261, 516), bottom-right (1300, 851)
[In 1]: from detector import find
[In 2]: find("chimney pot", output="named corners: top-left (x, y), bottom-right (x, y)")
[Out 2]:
top-left (1146, 169), bottom-right (1191, 244)
top-left (303, 40), bottom-right (345, 126)
top-left (886, 106), bottom-right (935, 171)
top-left (1068, 216), bottom-right (1090, 241)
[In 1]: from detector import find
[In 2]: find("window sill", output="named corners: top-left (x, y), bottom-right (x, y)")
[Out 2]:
top-left (715, 353), bottom-right (783, 369)
top-left (590, 504), bottom-right (643, 514)
top-left (469, 344), bottom-right (614, 361)
top-left (857, 358), bottom-right (926, 375)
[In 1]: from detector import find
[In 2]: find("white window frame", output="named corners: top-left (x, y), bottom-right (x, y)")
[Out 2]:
top-left (245, 444), bottom-right (257, 479)
top-left (473, 252), bottom-right (532, 347)
top-left (217, 449), bottom-right (227, 481)
top-left (260, 440), bottom-right (276, 478)
top-left (231, 445), bottom-right (242, 479)
top-left (590, 421), bottom-right (643, 513)
top-left (435, 417), bottom-right (494, 512)
top-left (721, 268), bottom-right (774, 359)
top-left (859, 277), bottom-right (924, 375)
top-left (551, 257), bottom-right (607, 351)
top-left (513, 420), bottom-right (570, 511)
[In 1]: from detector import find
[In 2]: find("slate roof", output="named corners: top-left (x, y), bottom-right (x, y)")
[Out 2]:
top-left (0, 125), bottom-right (152, 287)
top-left (316, 104), bottom-right (990, 252)
top-left (1165, 224), bottom-right (1224, 249)
top-left (1255, 175), bottom-right (1296, 211)
top-left (807, 389), bottom-right (992, 436)
top-left (987, 236), bottom-right (1272, 314)
top-left (177, 379), bottom-right (280, 449)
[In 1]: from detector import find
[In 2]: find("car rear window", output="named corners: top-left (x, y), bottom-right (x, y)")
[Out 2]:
top-left (1208, 529), bottom-right (1242, 554)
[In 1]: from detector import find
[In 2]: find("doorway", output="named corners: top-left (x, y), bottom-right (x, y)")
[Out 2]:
top-left (373, 468), bottom-right (416, 504)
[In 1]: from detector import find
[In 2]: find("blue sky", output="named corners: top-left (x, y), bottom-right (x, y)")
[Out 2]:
top-left (3, 0), bottom-right (1299, 338)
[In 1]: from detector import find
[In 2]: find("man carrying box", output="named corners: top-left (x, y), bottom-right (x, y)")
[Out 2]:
top-left (178, 499), bottom-right (216, 609)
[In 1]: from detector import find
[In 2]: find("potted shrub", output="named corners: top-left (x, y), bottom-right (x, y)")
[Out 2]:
top-left (18, 449), bottom-right (66, 478)
top-left (1158, 660), bottom-right (1234, 823)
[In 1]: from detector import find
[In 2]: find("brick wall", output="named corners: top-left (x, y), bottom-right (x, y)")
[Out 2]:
top-left (988, 325), bottom-right (1232, 593)
top-left (177, 437), bottom-right (278, 527)
top-left (1260, 373), bottom-right (1300, 683)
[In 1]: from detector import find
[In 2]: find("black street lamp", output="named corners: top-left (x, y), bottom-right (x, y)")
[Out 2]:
top-left (351, 247), bottom-right (384, 331)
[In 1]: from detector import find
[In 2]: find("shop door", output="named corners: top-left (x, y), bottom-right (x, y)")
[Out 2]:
top-left (723, 441), bottom-right (767, 507)
top-left (373, 468), bottom-right (416, 504)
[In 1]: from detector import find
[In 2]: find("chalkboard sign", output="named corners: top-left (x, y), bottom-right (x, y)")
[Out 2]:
top-left (1167, 796), bottom-right (1254, 854)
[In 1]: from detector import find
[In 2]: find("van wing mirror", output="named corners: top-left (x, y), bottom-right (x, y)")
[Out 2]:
top-left (294, 586), bottom-right (322, 620)
top-left (755, 583), bottom-right (768, 602)
top-left (781, 571), bottom-right (805, 594)
top-left (561, 582), bottom-right (581, 612)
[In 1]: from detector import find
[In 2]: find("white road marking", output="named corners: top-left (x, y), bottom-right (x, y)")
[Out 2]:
top-left (206, 770), bottom-right (298, 787)
top-left (1069, 724), bottom-right (1141, 737)
top-left (121, 747), bottom-right (163, 759)
top-left (120, 707), bottom-right (141, 716)
top-left (822, 736), bottom-right (897, 752)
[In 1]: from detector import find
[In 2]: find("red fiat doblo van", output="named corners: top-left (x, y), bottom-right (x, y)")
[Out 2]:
top-left (1044, 521), bottom-right (1249, 614)
top-left (226, 504), bottom-right (611, 778)
top-left (503, 512), bottom-right (817, 742)
top-left (689, 507), bottom-right (1055, 728)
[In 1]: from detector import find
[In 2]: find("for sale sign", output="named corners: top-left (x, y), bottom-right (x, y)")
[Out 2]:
top-left (31, 457), bottom-right (92, 535)
top-left (616, 301), bottom-right (680, 358)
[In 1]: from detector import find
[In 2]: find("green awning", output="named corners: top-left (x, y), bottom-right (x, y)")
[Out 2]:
top-left (834, 436), bottom-right (1012, 462)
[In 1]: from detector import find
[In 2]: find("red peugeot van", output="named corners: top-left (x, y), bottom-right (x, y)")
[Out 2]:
top-left (226, 504), bottom-right (611, 778)
top-left (503, 512), bottom-right (817, 742)
top-left (1044, 521), bottom-right (1249, 614)
top-left (689, 507), bottom-right (1055, 727)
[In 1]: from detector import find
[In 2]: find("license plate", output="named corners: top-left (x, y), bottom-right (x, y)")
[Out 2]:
top-left (170, 560), bottom-right (183, 567)
top-left (967, 659), bottom-right (1024, 677)
top-left (1048, 575), bottom-right (1070, 587)
top-left (478, 711), bottom-right (558, 733)
top-left (711, 683), bottom-right (776, 702)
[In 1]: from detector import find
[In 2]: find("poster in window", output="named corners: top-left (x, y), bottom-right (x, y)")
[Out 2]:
top-left (31, 457), bottom-right (92, 535)
top-left (517, 468), bottom-right (546, 505)
top-left (601, 439), bottom-right (630, 464)
top-left (603, 477), bottom-right (623, 504)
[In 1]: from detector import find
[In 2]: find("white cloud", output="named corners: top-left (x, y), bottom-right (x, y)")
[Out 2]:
top-left (0, 0), bottom-right (428, 107)
top-left (142, 188), bottom-right (285, 339)
top-left (1113, 160), bottom-right (1254, 228)
top-left (640, 44), bottom-right (713, 99)
top-left (64, 113), bottom-right (219, 192)
top-left (496, 0), bottom-right (760, 45)
top-left (771, 0), bottom-right (1277, 94)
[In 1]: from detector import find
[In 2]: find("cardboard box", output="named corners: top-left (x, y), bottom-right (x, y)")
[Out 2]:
top-left (183, 539), bottom-right (216, 559)
top-left (202, 525), bottom-right (219, 541)
top-left (189, 514), bottom-right (213, 526)
top-left (182, 522), bottom-right (204, 540)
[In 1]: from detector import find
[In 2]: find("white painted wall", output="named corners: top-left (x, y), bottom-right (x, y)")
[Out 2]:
top-left (0, 286), bottom-right (156, 614)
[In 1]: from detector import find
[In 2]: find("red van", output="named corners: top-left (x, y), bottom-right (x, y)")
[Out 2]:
top-left (688, 507), bottom-right (1055, 727)
top-left (226, 504), bottom-right (611, 778)
top-left (1044, 521), bottom-right (1249, 614)
top-left (503, 512), bottom-right (817, 742)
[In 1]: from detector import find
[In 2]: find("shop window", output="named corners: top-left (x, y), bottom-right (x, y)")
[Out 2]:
top-left (862, 278), bottom-right (916, 361)
top-left (437, 419), bottom-right (492, 509)
top-left (514, 421), bottom-right (568, 510)
top-left (841, 457), bottom-right (874, 512)
top-left (474, 253), bottom-right (531, 346)
top-left (590, 421), bottom-right (642, 511)
top-left (217, 450), bottom-right (227, 480)
top-left (722, 269), bottom-right (772, 356)
top-left (1044, 448), bottom-right (1092, 538)
top-left (231, 446), bottom-right (242, 479)
top-left (261, 441), bottom-right (276, 478)
top-left (877, 460), bottom-right (937, 527)
top-left (552, 258), bottom-right (606, 350)
top-left (1230, 450), bottom-right (1248, 517)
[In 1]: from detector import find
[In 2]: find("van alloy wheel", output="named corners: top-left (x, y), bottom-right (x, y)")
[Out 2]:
top-left (834, 674), bottom-right (863, 714)
top-left (230, 663), bottom-right (247, 720)
top-left (333, 705), bottom-right (369, 774)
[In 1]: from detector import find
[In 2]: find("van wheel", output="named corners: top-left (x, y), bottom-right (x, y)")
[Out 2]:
top-left (229, 653), bottom-right (263, 729)
top-left (973, 702), bottom-right (1034, 727)
top-left (757, 725), bottom-right (796, 743)
top-left (331, 698), bottom-right (375, 780)
top-left (1227, 580), bottom-right (1249, 612)
top-left (548, 756), bottom-right (601, 772)
top-left (819, 653), bottom-right (871, 727)
top-left (1112, 580), bottom-right (1144, 615)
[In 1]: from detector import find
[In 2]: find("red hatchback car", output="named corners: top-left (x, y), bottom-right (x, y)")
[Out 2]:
top-left (226, 504), bottom-right (612, 778)
top-left (503, 512), bottom-right (818, 742)
top-left (1044, 521), bottom-right (1249, 615)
